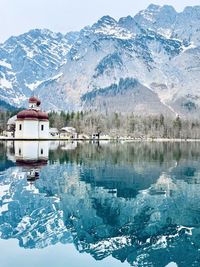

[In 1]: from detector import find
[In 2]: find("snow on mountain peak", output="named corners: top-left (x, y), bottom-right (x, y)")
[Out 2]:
top-left (0, 29), bottom-right (77, 106)
top-left (92, 15), bottom-right (134, 39)
top-left (1, 4), bottom-right (200, 117)
top-left (94, 15), bottom-right (117, 27)
top-left (139, 4), bottom-right (162, 22)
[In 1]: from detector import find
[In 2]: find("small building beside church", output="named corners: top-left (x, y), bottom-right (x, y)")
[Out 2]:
top-left (59, 127), bottom-right (78, 139)
top-left (15, 96), bottom-right (49, 139)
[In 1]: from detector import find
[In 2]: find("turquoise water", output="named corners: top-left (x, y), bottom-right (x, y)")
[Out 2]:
top-left (0, 141), bottom-right (200, 267)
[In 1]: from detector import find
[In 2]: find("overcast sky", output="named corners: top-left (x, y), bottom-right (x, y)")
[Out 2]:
top-left (1, 0), bottom-right (200, 42)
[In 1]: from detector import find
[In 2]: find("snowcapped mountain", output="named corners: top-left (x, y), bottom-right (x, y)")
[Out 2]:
top-left (1, 4), bottom-right (200, 117)
top-left (0, 29), bottom-right (79, 107)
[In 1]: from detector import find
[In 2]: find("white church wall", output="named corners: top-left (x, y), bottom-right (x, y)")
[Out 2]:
top-left (15, 120), bottom-right (24, 139)
top-left (23, 120), bottom-right (39, 139)
top-left (38, 121), bottom-right (49, 139)
top-left (15, 120), bottom-right (49, 139)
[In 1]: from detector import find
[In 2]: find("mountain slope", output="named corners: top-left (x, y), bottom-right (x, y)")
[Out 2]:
top-left (1, 5), bottom-right (200, 117)
top-left (82, 78), bottom-right (174, 116)
top-left (0, 29), bottom-right (79, 107)
top-left (0, 99), bottom-right (18, 112)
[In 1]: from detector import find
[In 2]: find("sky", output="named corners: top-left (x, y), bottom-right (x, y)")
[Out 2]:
top-left (1, 0), bottom-right (200, 42)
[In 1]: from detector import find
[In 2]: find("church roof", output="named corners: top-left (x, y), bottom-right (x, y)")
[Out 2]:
top-left (38, 111), bottom-right (48, 120)
top-left (17, 109), bottom-right (48, 120)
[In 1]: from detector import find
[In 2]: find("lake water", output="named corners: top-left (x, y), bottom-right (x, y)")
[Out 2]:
top-left (0, 141), bottom-right (200, 267)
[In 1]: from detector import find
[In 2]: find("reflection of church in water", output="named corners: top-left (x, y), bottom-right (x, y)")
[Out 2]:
top-left (14, 141), bottom-right (49, 181)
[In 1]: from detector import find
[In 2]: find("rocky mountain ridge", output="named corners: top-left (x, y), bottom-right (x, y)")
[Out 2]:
top-left (1, 4), bottom-right (200, 117)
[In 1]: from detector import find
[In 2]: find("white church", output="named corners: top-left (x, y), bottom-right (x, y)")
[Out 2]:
top-left (14, 96), bottom-right (49, 139)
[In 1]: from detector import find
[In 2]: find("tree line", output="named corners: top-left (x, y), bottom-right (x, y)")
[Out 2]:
top-left (0, 111), bottom-right (16, 135)
top-left (1, 109), bottom-right (200, 139)
top-left (48, 111), bottom-right (200, 139)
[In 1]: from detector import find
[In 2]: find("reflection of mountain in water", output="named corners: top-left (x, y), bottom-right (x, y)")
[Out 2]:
top-left (1, 142), bottom-right (200, 266)
top-left (0, 142), bottom-right (15, 171)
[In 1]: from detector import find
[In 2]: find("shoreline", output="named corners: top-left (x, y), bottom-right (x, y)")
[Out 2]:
top-left (1, 137), bottom-right (200, 142)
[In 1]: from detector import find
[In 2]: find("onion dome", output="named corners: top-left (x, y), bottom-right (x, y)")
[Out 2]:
top-left (38, 111), bottom-right (48, 120)
top-left (17, 109), bottom-right (48, 120)
top-left (17, 109), bottom-right (38, 120)
top-left (29, 96), bottom-right (41, 106)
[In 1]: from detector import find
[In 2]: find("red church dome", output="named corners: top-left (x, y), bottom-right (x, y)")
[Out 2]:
top-left (38, 111), bottom-right (48, 120)
top-left (29, 96), bottom-right (41, 106)
top-left (17, 110), bottom-right (48, 120)
top-left (17, 109), bottom-right (39, 120)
